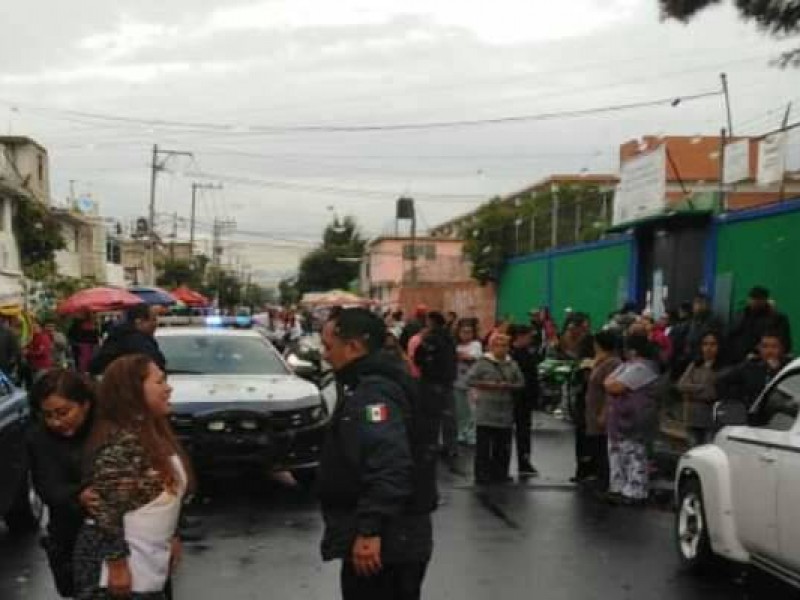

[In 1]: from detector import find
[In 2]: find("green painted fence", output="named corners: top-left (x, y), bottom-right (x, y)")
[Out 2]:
top-left (550, 243), bottom-right (631, 329)
top-left (715, 206), bottom-right (800, 342)
top-left (497, 239), bottom-right (631, 328)
top-left (496, 255), bottom-right (548, 324)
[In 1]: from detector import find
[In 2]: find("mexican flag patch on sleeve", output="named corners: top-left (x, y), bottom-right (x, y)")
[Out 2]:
top-left (365, 403), bottom-right (389, 423)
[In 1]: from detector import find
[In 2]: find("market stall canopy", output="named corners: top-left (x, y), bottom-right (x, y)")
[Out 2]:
top-left (300, 290), bottom-right (372, 307)
top-left (171, 286), bottom-right (210, 307)
top-left (57, 287), bottom-right (144, 315)
top-left (128, 286), bottom-right (178, 306)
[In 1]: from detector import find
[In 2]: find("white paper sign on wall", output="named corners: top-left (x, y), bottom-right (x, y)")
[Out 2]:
top-left (757, 132), bottom-right (787, 186)
top-left (613, 144), bottom-right (666, 226)
top-left (723, 139), bottom-right (750, 184)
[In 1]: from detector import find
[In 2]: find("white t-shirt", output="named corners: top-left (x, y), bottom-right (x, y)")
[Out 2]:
top-left (456, 340), bottom-right (483, 388)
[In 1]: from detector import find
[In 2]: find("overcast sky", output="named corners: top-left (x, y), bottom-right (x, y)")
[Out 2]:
top-left (2, 0), bottom-right (799, 283)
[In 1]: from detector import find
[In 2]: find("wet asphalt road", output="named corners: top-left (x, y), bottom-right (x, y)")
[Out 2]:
top-left (2, 415), bottom-right (799, 599)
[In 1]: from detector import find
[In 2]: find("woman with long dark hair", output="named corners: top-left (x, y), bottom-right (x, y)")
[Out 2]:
top-left (74, 354), bottom-right (191, 599)
top-left (677, 330), bottom-right (726, 447)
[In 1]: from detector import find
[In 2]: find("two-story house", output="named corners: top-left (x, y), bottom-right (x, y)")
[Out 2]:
top-left (0, 137), bottom-right (45, 305)
top-left (360, 235), bottom-right (496, 332)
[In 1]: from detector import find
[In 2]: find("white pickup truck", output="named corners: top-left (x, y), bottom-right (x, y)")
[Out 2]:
top-left (674, 357), bottom-right (800, 588)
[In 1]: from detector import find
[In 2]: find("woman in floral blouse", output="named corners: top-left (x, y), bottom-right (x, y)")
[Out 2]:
top-left (74, 354), bottom-right (192, 599)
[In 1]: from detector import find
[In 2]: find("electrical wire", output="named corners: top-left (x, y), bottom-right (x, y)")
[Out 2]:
top-left (0, 90), bottom-right (722, 135)
top-left (182, 169), bottom-right (489, 202)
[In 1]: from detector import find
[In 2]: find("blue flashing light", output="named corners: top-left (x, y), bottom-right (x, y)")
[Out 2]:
top-left (235, 316), bottom-right (252, 327)
top-left (205, 316), bottom-right (224, 327)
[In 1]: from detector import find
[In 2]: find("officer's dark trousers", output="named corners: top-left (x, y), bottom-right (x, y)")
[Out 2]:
top-left (513, 395), bottom-right (533, 465)
top-left (475, 426), bottom-right (512, 482)
top-left (341, 561), bottom-right (428, 600)
top-left (419, 382), bottom-right (457, 456)
top-left (585, 434), bottom-right (609, 489)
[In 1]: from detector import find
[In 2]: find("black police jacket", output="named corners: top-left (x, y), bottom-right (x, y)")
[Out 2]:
top-left (317, 352), bottom-right (434, 564)
top-left (414, 328), bottom-right (457, 385)
top-left (89, 323), bottom-right (166, 376)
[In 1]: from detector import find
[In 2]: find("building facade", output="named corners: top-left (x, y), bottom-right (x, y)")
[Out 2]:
top-left (0, 140), bottom-right (36, 305)
top-left (619, 135), bottom-right (800, 211)
top-left (360, 236), bottom-right (471, 306)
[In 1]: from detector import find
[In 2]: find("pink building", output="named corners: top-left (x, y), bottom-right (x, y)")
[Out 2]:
top-left (360, 236), bottom-right (471, 307)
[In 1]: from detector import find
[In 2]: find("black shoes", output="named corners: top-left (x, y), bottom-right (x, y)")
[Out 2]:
top-left (518, 462), bottom-right (540, 477)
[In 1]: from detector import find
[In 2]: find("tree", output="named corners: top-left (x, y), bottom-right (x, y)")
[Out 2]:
top-left (156, 255), bottom-right (210, 290)
top-left (279, 277), bottom-right (300, 306)
top-left (205, 267), bottom-right (242, 310)
top-left (295, 216), bottom-right (366, 295)
top-left (461, 185), bottom-right (612, 283)
top-left (659, 0), bottom-right (800, 66)
top-left (13, 199), bottom-right (65, 278)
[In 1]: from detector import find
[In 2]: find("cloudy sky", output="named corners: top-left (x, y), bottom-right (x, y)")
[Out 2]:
top-left (2, 0), bottom-right (799, 283)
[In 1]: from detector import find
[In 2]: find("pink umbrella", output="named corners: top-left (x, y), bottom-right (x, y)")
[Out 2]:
top-left (57, 287), bottom-right (144, 315)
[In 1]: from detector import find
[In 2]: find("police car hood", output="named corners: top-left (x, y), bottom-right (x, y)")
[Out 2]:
top-left (168, 374), bottom-right (320, 410)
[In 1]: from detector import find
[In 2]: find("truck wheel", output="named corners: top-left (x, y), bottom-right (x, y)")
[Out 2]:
top-left (676, 477), bottom-right (714, 572)
top-left (4, 474), bottom-right (43, 534)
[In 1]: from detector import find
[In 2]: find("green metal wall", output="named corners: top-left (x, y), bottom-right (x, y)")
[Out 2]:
top-left (715, 207), bottom-right (800, 340)
top-left (496, 256), bottom-right (548, 324)
top-left (551, 243), bottom-right (631, 329)
top-left (497, 240), bottom-right (631, 328)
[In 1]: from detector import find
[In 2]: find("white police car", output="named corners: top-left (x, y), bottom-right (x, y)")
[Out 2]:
top-left (156, 317), bottom-right (328, 479)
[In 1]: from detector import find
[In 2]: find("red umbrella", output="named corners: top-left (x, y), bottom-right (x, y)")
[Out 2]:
top-left (57, 287), bottom-right (144, 315)
top-left (171, 286), bottom-right (210, 307)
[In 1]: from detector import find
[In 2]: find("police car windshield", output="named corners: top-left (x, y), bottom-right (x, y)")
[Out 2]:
top-left (159, 335), bottom-right (289, 376)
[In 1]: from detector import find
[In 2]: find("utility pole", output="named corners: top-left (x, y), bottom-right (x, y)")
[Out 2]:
top-left (720, 73), bottom-right (734, 136)
top-left (190, 182), bottom-right (222, 253)
top-left (779, 102), bottom-right (793, 202)
top-left (169, 212), bottom-right (178, 261)
top-left (550, 184), bottom-right (559, 249)
top-left (719, 127), bottom-right (727, 211)
top-left (212, 217), bottom-right (236, 308)
top-left (147, 144), bottom-right (193, 284)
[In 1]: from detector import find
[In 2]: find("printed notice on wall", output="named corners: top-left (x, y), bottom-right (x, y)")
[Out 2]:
top-left (612, 144), bottom-right (666, 226)
top-left (756, 132), bottom-right (787, 186)
top-left (723, 139), bottom-right (750, 184)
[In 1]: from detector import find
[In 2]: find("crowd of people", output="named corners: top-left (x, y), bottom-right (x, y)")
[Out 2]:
top-left (377, 283), bottom-right (793, 509)
top-left (8, 282), bottom-right (794, 600)
top-left (9, 303), bottom-right (181, 600)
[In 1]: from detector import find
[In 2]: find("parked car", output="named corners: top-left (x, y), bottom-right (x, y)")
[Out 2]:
top-left (156, 319), bottom-right (329, 481)
top-left (674, 357), bottom-right (800, 589)
top-left (0, 372), bottom-right (41, 533)
top-left (283, 334), bottom-right (336, 415)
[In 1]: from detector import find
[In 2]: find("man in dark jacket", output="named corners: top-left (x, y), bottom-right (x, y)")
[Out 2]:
top-left (717, 330), bottom-right (790, 409)
top-left (728, 286), bottom-right (792, 363)
top-left (89, 304), bottom-right (166, 376)
top-left (414, 311), bottom-right (458, 460)
top-left (399, 305), bottom-right (427, 354)
top-left (319, 308), bottom-right (434, 600)
top-left (510, 325), bottom-right (540, 476)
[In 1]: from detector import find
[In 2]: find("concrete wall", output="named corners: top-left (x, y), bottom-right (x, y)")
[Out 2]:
top-left (364, 238), bottom-right (469, 288)
top-left (398, 282), bottom-right (497, 337)
top-left (0, 140), bottom-right (50, 202)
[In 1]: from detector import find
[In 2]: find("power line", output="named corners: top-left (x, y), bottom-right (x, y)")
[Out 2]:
top-left (183, 170), bottom-right (488, 202)
top-left (0, 90), bottom-right (721, 135)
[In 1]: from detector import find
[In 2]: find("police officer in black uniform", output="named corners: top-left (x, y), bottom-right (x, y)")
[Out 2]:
top-left (318, 308), bottom-right (435, 600)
